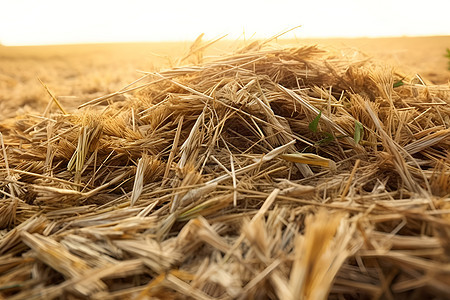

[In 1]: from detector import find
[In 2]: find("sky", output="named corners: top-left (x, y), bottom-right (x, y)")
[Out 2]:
top-left (0, 0), bottom-right (449, 46)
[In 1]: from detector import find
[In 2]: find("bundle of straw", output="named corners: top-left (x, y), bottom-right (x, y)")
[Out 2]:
top-left (0, 37), bottom-right (449, 299)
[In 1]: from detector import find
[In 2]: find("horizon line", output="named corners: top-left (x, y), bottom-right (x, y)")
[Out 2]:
top-left (2, 34), bottom-right (449, 47)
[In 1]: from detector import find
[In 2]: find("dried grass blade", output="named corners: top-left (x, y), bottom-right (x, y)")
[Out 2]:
top-left (404, 129), bottom-right (450, 155)
top-left (163, 115), bottom-right (184, 184)
top-left (289, 210), bottom-right (353, 300)
top-left (280, 153), bottom-right (337, 170)
top-left (38, 78), bottom-right (67, 115)
top-left (207, 140), bottom-right (295, 185)
top-left (363, 101), bottom-right (424, 194)
top-left (230, 154), bottom-right (238, 206)
top-left (130, 156), bottom-right (146, 206)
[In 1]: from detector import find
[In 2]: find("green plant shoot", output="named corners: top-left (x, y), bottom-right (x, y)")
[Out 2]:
top-left (309, 111), bottom-right (321, 133)
top-left (393, 80), bottom-right (404, 88)
top-left (446, 48), bottom-right (450, 71)
top-left (354, 121), bottom-right (364, 144)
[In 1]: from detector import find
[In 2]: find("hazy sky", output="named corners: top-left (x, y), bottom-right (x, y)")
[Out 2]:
top-left (0, 0), bottom-right (449, 46)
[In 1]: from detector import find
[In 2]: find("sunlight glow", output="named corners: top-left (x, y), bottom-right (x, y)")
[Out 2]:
top-left (0, 0), bottom-right (448, 46)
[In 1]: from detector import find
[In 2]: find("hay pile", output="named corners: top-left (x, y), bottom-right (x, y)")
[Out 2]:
top-left (1, 40), bottom-right (450, 299)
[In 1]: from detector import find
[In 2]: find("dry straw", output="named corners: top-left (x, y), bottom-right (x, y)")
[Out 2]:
top-left (1, 33), bottom-right (449, 299)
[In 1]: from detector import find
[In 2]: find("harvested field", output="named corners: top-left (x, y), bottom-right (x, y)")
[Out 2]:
top-left (1, 36), bottom-right (450, 299)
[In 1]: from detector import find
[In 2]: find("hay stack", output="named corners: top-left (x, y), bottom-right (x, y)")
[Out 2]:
top-left (1, 40), bottom-right (449, 299)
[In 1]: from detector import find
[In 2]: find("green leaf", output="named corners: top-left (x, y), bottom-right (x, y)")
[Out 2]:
top-left (445, 48), bottom-right (450, 59)
top-left (309, 111), bottom-right (321, 133)
top-left (446, 49), bottom-right (450, 70)
top-left (354, 121), bottom-right (364, 144)
top-left (393, 80), bottom-right (404, 88)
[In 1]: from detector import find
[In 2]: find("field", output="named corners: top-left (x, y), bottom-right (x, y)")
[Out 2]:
top-left (0, 36), bottom-right (450, 299)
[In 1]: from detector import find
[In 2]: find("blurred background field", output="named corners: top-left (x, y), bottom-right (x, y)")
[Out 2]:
top-left (1, 36), bottom-right (449, 120)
